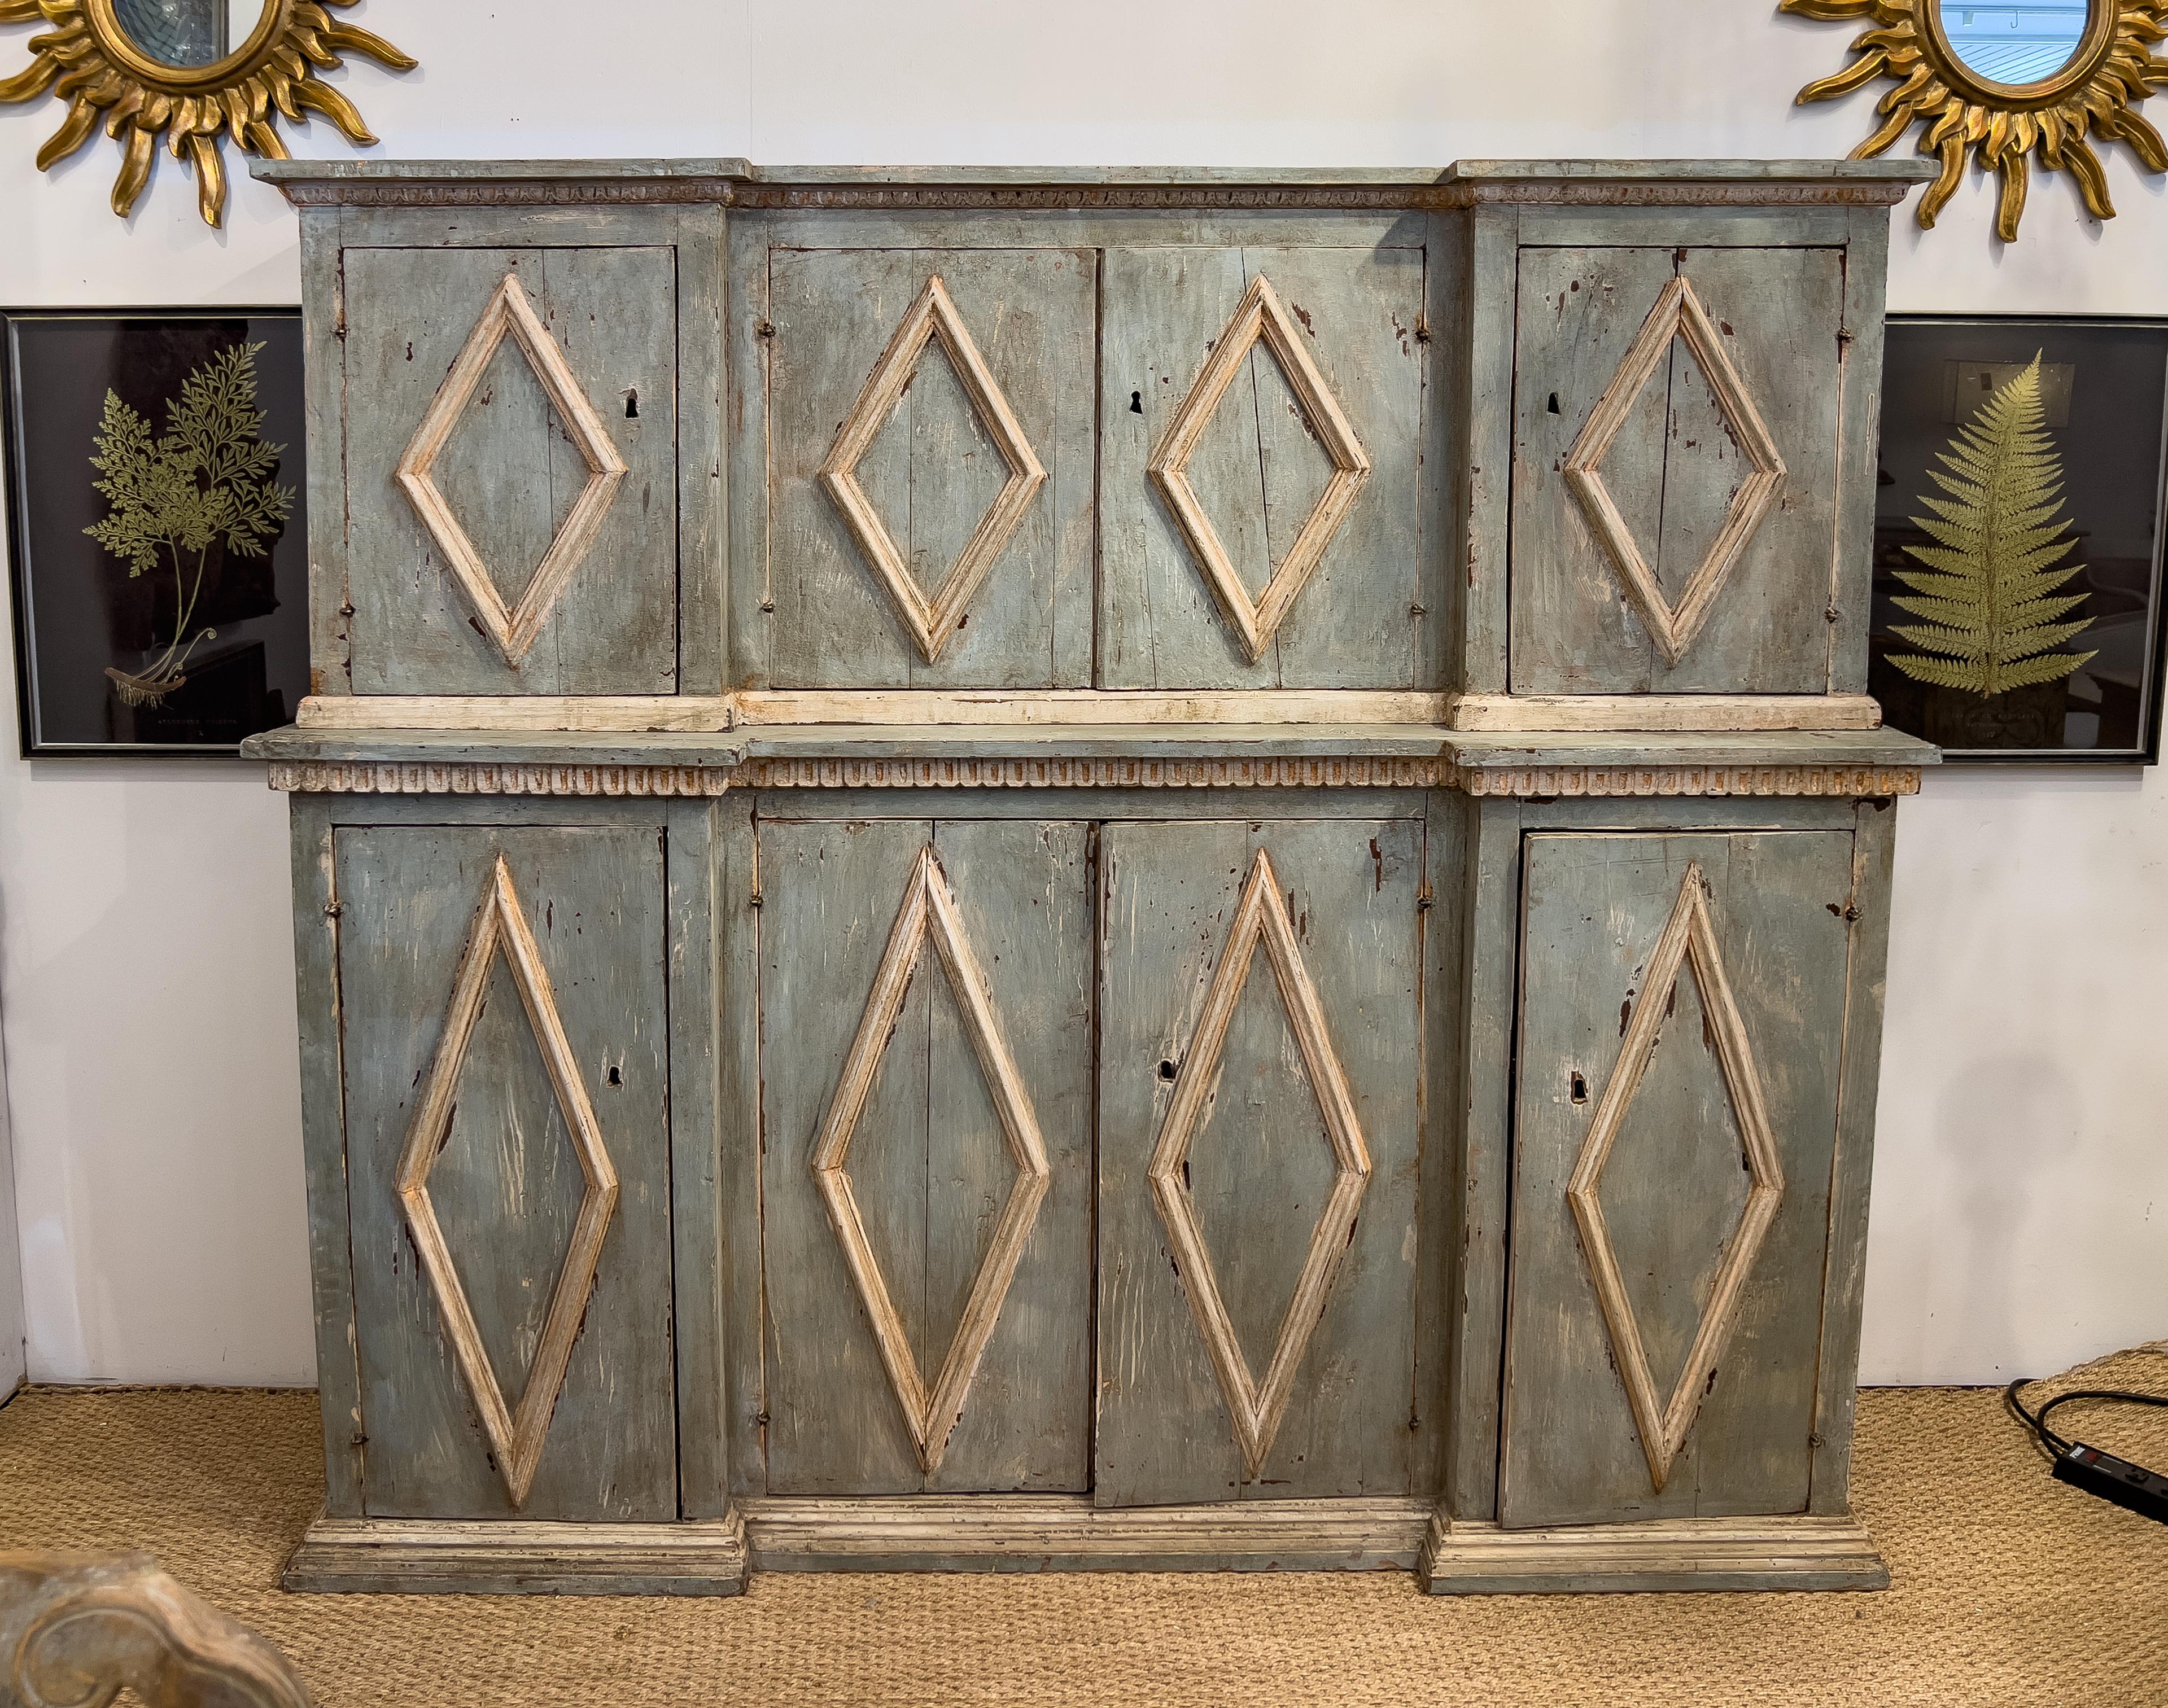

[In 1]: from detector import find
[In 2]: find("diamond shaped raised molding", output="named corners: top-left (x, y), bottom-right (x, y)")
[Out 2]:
top-left (1148, 274), bottom-right (1372, 664)
top-left (1562, 274), bottom-right (1787, 667)
top-left (811, 847), bottom-right (1052, 1474)
top-left (395, 855), bottom-right (620, 1507)
top-left (1566, 860), bottom-right (1786, 1495)
top-left (1148, 847), bottom-right (1373, 1478)
top-left (819, 277), bottom-right (1048, 664)
top-left (395, 273), bottom-right (629, 669)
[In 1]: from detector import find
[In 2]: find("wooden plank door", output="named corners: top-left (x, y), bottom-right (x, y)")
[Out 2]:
top-left (744, 248), bottom-right (1098, 689)
top-left (336, 824), bottom-right (675, 1519)
top-left (757, 817), bottom-right (1094, 1492)
top-left (343, 246), bottom-right (679, 695)
top-left (1098, 244), bottom-right (1429, 690)
top-left (1095, 818), bottom-right (1424, 1504)
top-left (1499, 829), bottom-right (1855, 1529)
top-left (1507, 245), bottom-right (1846, 694)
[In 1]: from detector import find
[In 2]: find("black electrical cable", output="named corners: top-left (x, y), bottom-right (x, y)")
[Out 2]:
top-left (2007, 1376), bottom-right (2069, 1455)
top-left (2007, 1377), bottom-right (2168, 1459)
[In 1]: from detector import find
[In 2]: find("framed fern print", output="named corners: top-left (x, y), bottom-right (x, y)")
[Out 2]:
top-left (1874, 317), bottom-right (2168, 765)
top-left (2, 308), bottom-right (308, 756)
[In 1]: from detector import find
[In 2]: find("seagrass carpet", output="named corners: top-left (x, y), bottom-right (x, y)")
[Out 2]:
top-left (1, 1348), bottom-right (2164, 1707)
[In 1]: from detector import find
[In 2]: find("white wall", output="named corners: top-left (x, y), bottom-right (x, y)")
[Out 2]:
top-left (0, 0), bottom-right (2158, 1386)
top-left (0, 997), bottom-right (22, 1395)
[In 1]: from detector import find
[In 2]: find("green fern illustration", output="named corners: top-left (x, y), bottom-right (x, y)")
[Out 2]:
top-left (82, 340), bottom-right (294, 708)
top-left (1888, 354), bottom-right (2095, 697)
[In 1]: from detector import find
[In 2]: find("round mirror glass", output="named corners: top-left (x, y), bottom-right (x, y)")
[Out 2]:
top-left (107, 0), bottom-right (269, 69)
top-left (1937, 1), bottom-right (2092, 85)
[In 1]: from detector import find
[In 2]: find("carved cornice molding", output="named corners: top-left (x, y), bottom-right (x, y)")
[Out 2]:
top-left (267, 757), bottom-right (1922, 798)
top-left (1444, 181), bottom-right (1912, 208)
top-left (272, 179), bottom-right (749, 206)
top-left (743, 756), bottom-right (1449, 790)
top-left (266, 761), bottom-right (733, 796)
top-left (268, 181), bottom-right (1918, 213)
top-left (1455, 764), bottom-right (1921, 799)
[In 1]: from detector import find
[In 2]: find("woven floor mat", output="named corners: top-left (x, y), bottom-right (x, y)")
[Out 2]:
top-left (1, 1346), bottom-right (2163, 1706)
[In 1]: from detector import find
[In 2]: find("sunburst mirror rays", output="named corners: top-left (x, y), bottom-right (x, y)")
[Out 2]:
top-left (0, 0), bottom-right (415, 226)
top-left (1786, 0), bottom-right (2168, 239)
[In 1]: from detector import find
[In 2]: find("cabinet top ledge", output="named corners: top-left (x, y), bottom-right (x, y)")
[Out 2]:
top-left (250, 157), bottom-right (1934, 209)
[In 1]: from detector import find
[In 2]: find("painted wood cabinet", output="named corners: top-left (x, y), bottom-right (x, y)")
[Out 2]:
top-left (1441, 166), bottom-right (1907, 730)
top-left (755, 815), bottom-right (1096, 1494)
top-left (326, 818), bottom-right (677, 1520)
top-left (1094, 816), bottom-right (1428, 1505)
top-left (300, 198), bottom-right (728, 698)
top-left (748, 249), bottom-right (1098, 688)
top-left (340, 245), bottom-right (682, 695)
top-left (248, 157), bottom-right (1935, 1598)
top-left (1498, 821), bottom-right (1866, 1530)
top-left (750, 808), bottom-right (1432, 1506)
top-left (1094, 246), bottom-right (1431, 689)
top-left (1505, 245), bottom-right (1848, 697)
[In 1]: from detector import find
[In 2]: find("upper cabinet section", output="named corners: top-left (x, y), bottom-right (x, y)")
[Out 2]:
top-left (272, 176), bottom-right (732, 699)
top-left (1096, 245), bottom-right (1429, 691)
top-left (1507, 244), bottom-right (1843, 696)
top-left (261, 160), bottom-right (1927, 713)
top-left (1445, 161), bottom-right (1929, 719)
top-left (738, 246), bottom-right (1099, 690)
top-left (344, 244), bottom-right (682, 695)
top-left (730, 205), bottom-right (1436, 694)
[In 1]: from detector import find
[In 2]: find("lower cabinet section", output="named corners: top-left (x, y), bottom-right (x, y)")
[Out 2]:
top-left (287, 785), bottom-right (1896, 1590)
top-left (1443, 793), bottom-right (1894, 1577)
top-left (1094, 818), bottom-right (1424, 1504)
top-left (753, 809), bottom-right (1431, 1505)
top-left (333, 821), bottom-right (677, 1521)
top-left (1499, 829), bottom-right (1853, 1529)
top-left (757, 817), bottom-right (1096, 1494)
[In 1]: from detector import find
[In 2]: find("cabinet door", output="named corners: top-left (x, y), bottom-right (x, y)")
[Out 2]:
top-left (1508, 247), bottom-right (1844, 695)
top-left (343, 247), bottom-right (678, 695)
top-left (745, 248), bottom-right (1097, 689)
top-left (1099, 245), bottom-right (1428, 690)
top-left (1095, 819), bottom-right (1424, 1504)
top-left (336, 824), bottom-right (675, 1520)
top-left (757, 818), bottom-right (1094, 1492)
top-left (1499, 830), bottom-right (1853, 1529)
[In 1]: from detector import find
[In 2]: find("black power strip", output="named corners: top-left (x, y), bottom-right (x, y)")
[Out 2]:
top-left (2053, 1441), bottom-right (2168, 1525)
top-left (2008, 1376), bottom-right (2168, 1528)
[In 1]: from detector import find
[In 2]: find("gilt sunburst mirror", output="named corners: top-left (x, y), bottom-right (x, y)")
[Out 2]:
top-left (1786, 0), bottom-right (2168, 238)
top-left (0, 0), bottom-right (412, 226)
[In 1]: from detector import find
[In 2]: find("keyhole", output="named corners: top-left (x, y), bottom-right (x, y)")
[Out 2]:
top-left (1130, 390), bottom-right (1143, 415)
top-left (624, 388), bottom-right (639, 419)
top-left (1547, 392), bottom-right (1561, 415)
top-left (1158, 1059), bottom-right (1178, 1082)
top-left (1570, 1071), bottom-right (1588, 1105)
top-left (607, 1064), bottom-right (623, 1087)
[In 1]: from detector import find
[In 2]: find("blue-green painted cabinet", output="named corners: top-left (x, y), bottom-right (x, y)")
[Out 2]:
top-left (251, 157), bottom-right (1931, 1597)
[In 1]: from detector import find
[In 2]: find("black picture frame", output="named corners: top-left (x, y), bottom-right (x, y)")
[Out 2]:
top-left (3, 306), bottom-right (309, 757)
top-left (1874, 314), bottom-right (2168, 765)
